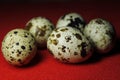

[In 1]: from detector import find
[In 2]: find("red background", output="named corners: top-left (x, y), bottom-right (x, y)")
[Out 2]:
top-left (0, 1), bottom-right (120, 80)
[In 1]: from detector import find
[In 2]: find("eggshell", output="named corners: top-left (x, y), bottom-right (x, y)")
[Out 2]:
top-left (47, 27), bottom-right (92, 63)
top-left (26, 17), bottom-right (54, 48)
top-left (84, 18), bottom-right (116, 53)
top-left (56, 12), bottom-right (86, 32)
top-left (1, 29), bottom-right (37, 66)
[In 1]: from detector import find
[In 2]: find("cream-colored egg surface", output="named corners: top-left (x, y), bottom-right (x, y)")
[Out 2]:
top-left (1, 29), bottom-right (37, 66)
top-left (47, 27), bottom-right (92, 63)
top-left (84, 18), bottom-right (116, 53)
top-left (56, 12), bottom-right (85, 32)
top-left (26, 17), bottom-right (54, 48)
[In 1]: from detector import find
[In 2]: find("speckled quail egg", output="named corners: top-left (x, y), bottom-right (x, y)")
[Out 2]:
top-left (1, 29), bottom-right (37, 66)
top-left (84, 18), bottom-right (116, 53)
top-left (25, 17), bottom-right (54, 48)
top-left (47, 27), bottom-right (93, 63)
top-left (56, 12), bottom-right (86, 32)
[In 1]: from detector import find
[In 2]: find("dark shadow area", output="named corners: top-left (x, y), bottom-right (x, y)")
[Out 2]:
top-left (21, 51), bottom-right (43, 68)
top-left (74, 37), bottom-right (120, 65)
top-left (79, 52), bottom-right (102, 65)
top-left (102, 37), bottom-right (120, 57)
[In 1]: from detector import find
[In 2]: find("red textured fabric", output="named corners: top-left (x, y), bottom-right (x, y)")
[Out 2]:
top-left (0, 1), bottom-right (120, 80)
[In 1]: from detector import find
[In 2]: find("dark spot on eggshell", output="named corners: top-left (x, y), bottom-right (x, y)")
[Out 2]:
top-left (95, 19), bottom-right (104, 24)
top-left (58, 52), bottom-right (62, 56)
top-left (74, 52), bottom-right (78, 55)
top-left (74, 33), bottom-right (82, 40)
top-left (10, 34), bottom-right (12, 37)
top-left (77, 44), bottom-right (81, 48)
top-left (11, 46), bottom-right (14, 48)
top-left (6, 46), bottom-right (9, 49)
top-left (10, 58), bottom-right (14, 61)
top-left (29, 45), bottom-right (32, 51)
top-left (16, 42), bottom-right (19, 45)
top-left (61, 45), bottom-right (66, 52)
top-left (51, 34), bottom-right (55, 37)
top-left (18, 59), bottom-right (23, 64)
top-left (56, 34), bottom-right (61, 38)
top-left (70, 42), bottom-right (73, 44)
top-left (17, 53), bottom-right (20, 57)
top-left (10, 56), bottom-right (15, 61)
top-left (52, 39), bottom-right (58, 45)
top-left (81, 42), bottom-right (87, 57)
top-left (70, 16), bottom-right (73, 18)
top-left (95, 30), bottom-right (98, 33)
top-left (67, 47), bottom-right (70, 52)
top-left (12, 51), bottom-right (14, 54)
top-left (24, 32), bottom-right (30, 37)
top-left (105, 30), bottom-right (115, 39)
top-left (50, 25), bottom-right (54, 30)
top-left (54, 28), bottom-right (59, 32)
top-left (60, 28), bottom-right (68, 32)
top-left (14, 31), bottom-right (18, 34)
top-left (24, 35), bottom-right (28, 38)
top-left (61, 57), bottom-right (69, 63)
top-left (21, 46), bottom-right (26, 50)
top-left (17, 50), bottom-right (22, 54)
top-left (36, 27), bottom-right (46, 37)
top-left (65, 36), bottom-right (71, 42)
top-left (67, 17), bottom-right (85, 29)
top-left (18, 59), bottom-right (21, 62)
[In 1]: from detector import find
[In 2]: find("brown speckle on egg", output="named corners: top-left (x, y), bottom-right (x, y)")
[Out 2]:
top-left (21, 46), bottom-right (26, 50)
top-left (47, 27), bottom-right (92, 63)
top-left (17, 50), bottom-right (22, 54)
top-left (24, 35), bottom-right (28, 38)
top-left (60, 28), bottom-right (68, 32)
top-left (16, 42), bottom-right (19, 45)
top-left (95, 19), bottom-right (104, 24)
top-left (37, 29), bottom-right (46, 37)
top-left (65, 36), bottom-right (71, 42)
top-left (12, 51), bottom-right (14, 54)
top-left (61, 45), bottom-right (66, 52)
top-left (14, 31), bottom-right (18, 34)
top-left (56, 34), bottom-right (61, 38)
top-left (2, 29), bottom-right (37, 66)
top-left (10, 56), bottom-right (15, 61)
top-left (58, 52), bottom-right (62, 56)
top-left (74, 33), bottom-right (82, 40)
top-left (74, 52), bottom-right (78, 56)
top-left (61, 57), bottom-right (69, 63)
top-left (18, 59), bottom-right (22, 62)
top-left (81, 42), bottom-right (87, 57)
top-left (51, 34), bottom-right (55, 37)
top-left (18, 59), bottom-right (23, 64)
top-left (6, 46), bottom-right (9, 49)
top-left (29, 45), bottom-right (32, 51)
top-left (52, 39), bottom-right (58, 45)
top-left (25, 17), bottom-right (54, 48)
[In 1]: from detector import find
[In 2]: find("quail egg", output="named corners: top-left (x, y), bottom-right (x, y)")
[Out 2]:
top-left (56, 12), bottom-right (86, 32)
top-left (84, 18), bottom-right (116, 53)
top-left (47, 27), bottom-right (92, 63)
top-left (25, 17), bottom-right (54, 48)
top-left (1, 29), bottom-right (37, 66)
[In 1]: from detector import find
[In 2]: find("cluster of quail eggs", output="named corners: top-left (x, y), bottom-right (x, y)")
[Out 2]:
top-left (47, 12), bottom-right (116, 63)
top-left (1, 17), bottom-right (54, 66)
top-left (1, 12), bottom-right (116, 66)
